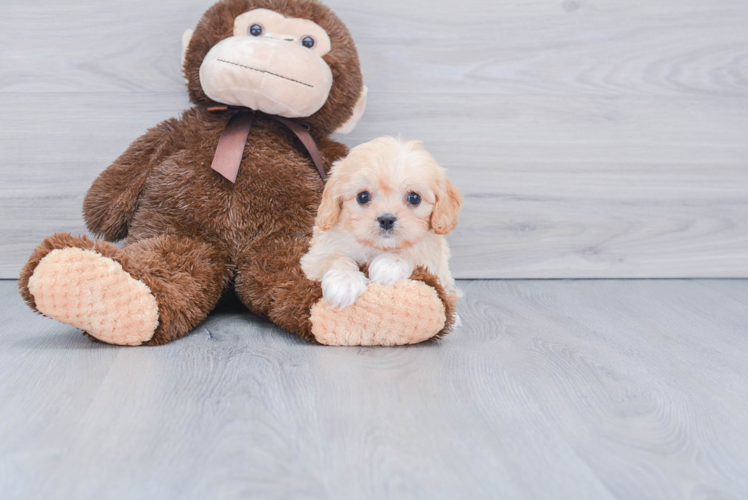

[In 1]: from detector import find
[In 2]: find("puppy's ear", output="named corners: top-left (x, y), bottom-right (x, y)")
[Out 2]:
top-left (431, 178), bottom-right (463, 235)
top-left (316, 172), bottom-right (343, 231)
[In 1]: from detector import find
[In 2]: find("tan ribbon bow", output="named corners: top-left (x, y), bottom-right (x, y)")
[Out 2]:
top-left (208, 106), bottom-right (327, 184)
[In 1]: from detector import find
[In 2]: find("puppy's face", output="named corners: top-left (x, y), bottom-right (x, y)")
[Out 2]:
top-left (317, 137), bottom-right (462, 250)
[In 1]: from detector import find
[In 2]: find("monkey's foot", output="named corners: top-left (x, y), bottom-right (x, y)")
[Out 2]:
top-left (309, 280), bottom-right (447, 346)
top-left (27, 248), bottom-right (159, 346)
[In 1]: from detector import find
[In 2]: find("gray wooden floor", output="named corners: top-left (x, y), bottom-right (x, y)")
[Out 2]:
top-left (2, 279), bottom-right (748, 499)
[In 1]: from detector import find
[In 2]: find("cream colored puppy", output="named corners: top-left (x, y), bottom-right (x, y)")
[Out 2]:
top-left (301, 136), bottom-right (463, 309)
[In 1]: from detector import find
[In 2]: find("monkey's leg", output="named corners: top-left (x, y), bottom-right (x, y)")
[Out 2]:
top-left (234, 235), bottom-right (456, 346)
top-left (19, 233), bottom-right (231, 346)
top-left (309, 267), bottom-right (457, 346)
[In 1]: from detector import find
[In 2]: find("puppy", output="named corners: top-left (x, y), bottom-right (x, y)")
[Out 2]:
top-left (301, 136), bottom-right (463, 309)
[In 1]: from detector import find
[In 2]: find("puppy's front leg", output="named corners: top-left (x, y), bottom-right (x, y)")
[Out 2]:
top-left (369, 254), bottom-right (414, 285)
top-left (322, 257), bottom-right (369, 309)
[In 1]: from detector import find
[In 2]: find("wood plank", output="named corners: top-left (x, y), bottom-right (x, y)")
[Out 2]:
top-left (1, 92), bottom-right (746, 278)
top-left (2, 279), bottom-right (748, 498)
top-left (2, 0), bottom-right (747, 278)
top-left (2, 0), bottom-right (747, 97)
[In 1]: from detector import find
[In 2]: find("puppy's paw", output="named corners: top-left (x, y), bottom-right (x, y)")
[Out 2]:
top-left (369, 254), bottom-right (413, 285)
top-left (321, 268), bottom-right (369, 309)
top-left (453, 313), bottom-right (463, 329)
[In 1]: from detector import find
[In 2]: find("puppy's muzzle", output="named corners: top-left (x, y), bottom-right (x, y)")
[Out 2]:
top-left (378, 214), bottom-right (397, 231)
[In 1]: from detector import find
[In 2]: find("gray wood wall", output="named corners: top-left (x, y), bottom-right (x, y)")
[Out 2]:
top-left (2, 0), bottom-right (747, 279)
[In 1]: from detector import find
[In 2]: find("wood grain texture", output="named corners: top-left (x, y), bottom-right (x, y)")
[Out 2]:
top-left (2, 278), bottom-right (748, 499)
top-left (1, 0), bottom-right (748, 278)
top-left (3, 0), bottom-right (747, 97)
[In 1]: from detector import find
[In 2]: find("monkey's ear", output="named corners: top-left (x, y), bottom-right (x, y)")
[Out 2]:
top-left (181, 29), bottom-right (194, 70)
top-left (335, 86), bottom-right (368, 135)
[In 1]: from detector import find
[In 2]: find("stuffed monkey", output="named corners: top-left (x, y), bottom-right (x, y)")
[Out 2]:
top-left (18, 0), bottom-right (456, 346)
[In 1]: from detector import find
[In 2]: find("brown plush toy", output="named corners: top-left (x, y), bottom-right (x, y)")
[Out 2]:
top-left (18, 0), bottom-right (456, 347)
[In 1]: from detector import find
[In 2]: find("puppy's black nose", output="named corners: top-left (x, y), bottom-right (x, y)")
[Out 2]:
top-left (378, 214), bottom-right (397, 231)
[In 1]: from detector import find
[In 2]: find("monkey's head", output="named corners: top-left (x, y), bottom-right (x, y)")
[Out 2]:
top-left (182, 0), bottom-right (367, 135)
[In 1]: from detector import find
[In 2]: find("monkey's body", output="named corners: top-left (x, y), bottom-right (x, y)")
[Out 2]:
top-left (92, 110), bottom-right (346, 344)
top-left (112, 109), bottom-right (338, 253)
top-left (18, 0), bottom-right (455, 346)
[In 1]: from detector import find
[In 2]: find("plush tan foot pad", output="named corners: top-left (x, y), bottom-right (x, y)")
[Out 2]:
top-left (310, 280), bottom-right (446, 346)
top-left (27, 248), bottom-right (159, 346)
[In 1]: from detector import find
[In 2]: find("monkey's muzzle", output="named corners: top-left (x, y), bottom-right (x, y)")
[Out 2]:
top-left (199, 36), bottom-right (333, 118)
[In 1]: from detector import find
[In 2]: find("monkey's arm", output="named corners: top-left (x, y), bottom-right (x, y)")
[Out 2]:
top-left (316, 136), bottom-right (349, 173)
top-left (83, 117), bottom-right (184, 241)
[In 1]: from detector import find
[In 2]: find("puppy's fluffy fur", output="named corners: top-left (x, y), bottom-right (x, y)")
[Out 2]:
top-left (301, 136), bottom-right (463, 309)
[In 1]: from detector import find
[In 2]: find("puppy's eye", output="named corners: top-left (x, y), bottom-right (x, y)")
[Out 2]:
top-left (407, 192), bottom-right (422, 206)
top-left (356, 191), bottom-right (371, 205)
top-left (249, 24), bottom-right (263, 36)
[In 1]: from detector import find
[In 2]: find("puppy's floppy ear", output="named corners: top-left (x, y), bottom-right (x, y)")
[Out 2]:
top-left (431, 178), bottom-right (463, 235)
top-left (316, 166), bottom-right (344, 231)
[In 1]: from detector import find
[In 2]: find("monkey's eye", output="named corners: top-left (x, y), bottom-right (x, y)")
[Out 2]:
top-left (249, 24), bottom-right (263, 36)
top-left (357, 191), bottom-right (371, 205)
top-left (301, 36), bottom-right (316, 49)
top-left (407, 192), bottom-right (422, 206)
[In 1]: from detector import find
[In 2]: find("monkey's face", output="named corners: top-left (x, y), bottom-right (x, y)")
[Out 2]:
top-left (184, 0), bottom-right (367, 135)
top-left (200, 9), bottom-right (333, 118)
